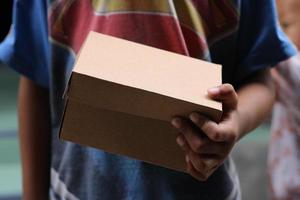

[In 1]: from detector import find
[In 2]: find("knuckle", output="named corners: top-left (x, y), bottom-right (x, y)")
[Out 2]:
top-left (201, 119), bottom-right (208, 130)
top-left (221, 84), bottom-right (238, 99)
top-left (211, 129), bottom-right (221, 141)
top-left (193, 162), bottom-right (202, 172)
top-left (227, 128), bottom-right (238, 141)
top-left (223, 83), bottom-right (234, 91)
top-left (201, 120), bottom-right (212, 134)
top-left (190, 139), bottom-right (204, 153)
top-left (191, 157), bottom-right (204, 172)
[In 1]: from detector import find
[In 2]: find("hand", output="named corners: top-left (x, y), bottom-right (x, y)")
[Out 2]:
top-left (171, 84), bottom-right (240, 181)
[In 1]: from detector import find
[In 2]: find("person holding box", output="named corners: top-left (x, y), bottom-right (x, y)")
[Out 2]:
top-left (0, 0), bottom-right (296, 199)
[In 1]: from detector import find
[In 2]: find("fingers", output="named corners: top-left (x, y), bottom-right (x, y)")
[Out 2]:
top-left (189, 113), bottom-right (237, 142)
top-left (189, 113), bottom-right (222, 142)
top-left (176, 135), bottom-right (214, 181)
top-left (172, 118), bottom-right (209, 153)
top-left (186, 155), bottom-right (219, 181)
top-left (176, 133), bottom-right (228, 158)
top-left (188, 151), bottom-right (207, 172)
top-left (185, 155), bottom-right (207, 181)
top-left (171, 115), bottom-right (234, 181)
top-left (176, 134), bottom-right (190, 152)
top-left (207, 83), bottom-right (238, 112)
top-left (196, 142), bottom-right (229, 157)
top-left (176, 135), bottom-right (212, 176)
top-left (175, 133), bottom-right (221, 180)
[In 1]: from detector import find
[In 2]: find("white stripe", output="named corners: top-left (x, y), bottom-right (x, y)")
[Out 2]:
top-left (93, 10), bottom-right (173, 17)
top-left (49, 37), bottom-right (76, 58)
top-left (48, 0), bottom-right (76, 20)
top-left (50, 188), bottom-right (57, 200)
top-left (167, 0), bottom-right (190, 56)
top-left (51, 168), bottom-right (80, 200)
top-left (225, 157), bottom-right (241, 200)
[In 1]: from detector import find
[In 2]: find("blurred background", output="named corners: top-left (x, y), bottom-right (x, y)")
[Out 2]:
top-left (0, 1), bottom-right (289, 200)
top-left (0, 1), bottom-right (21, 200)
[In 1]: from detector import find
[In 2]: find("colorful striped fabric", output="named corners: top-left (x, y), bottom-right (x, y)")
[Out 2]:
top-left (49, 0), bottom-right (238, 59)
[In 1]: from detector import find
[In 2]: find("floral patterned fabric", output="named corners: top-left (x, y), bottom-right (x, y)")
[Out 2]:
top-left (269, 53), bottom-right (300, 199)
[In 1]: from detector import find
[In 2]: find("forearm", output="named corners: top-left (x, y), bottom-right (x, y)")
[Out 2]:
top-left (236, 68), bottom-right (275, 139)
top-left (18, 76), bottom-right (51, 200)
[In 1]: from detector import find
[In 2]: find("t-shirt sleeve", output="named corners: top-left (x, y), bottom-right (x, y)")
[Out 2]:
top-left (0, 0), bottom-right (50, 88)
top-left (235, 0), bottom-right (297, 82)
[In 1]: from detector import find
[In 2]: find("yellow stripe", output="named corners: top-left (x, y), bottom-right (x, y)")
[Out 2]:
top-left (173, 0), bottom-right (238, 39)
top-left (173, 0), bottom-right (207, 38)
top-left (92, 0), bottom-right (171, 14)
top-left (211, 2), bottom-right (227, 27)
top-left (90, 0), bottom-right (238, 42)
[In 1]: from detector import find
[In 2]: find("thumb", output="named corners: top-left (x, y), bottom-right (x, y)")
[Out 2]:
top-left (207, 84), bottom-right (238, 112)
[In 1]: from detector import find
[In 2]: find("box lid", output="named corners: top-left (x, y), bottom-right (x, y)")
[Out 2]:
top-left (67, 31), bottom-right (222, 122)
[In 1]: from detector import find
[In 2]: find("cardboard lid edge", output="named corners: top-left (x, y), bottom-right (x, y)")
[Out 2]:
top-left (64, 96), bottom-right (222, 123)
top-left (67, 73), bottom-right (222, 122)
top-left (58, 98), bottom-right (69, 139)
top-left (70, 71), bottom-right (222, 112)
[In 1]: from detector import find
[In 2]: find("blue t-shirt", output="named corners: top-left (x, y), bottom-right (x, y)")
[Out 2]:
top-left (0, 0), bottom-right (296, 199)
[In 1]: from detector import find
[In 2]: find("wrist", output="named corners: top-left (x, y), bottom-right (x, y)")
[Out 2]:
top-left (232, 109), bottom-right (245, 141)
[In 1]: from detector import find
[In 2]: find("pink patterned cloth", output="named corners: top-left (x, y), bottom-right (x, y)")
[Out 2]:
top-left (268, 53), bottom-right (300, 199)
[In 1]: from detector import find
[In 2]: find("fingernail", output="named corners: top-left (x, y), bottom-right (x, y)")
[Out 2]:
top-left (205, 160), bottom-right (218, 171)
top-left (171, 118), bottom-right (181, 128)
top-left (185, 155), bottom-right (190, 163)
top-left (208, 87), bottom-right (220, 95)
top-left (205, 160), bottom-right (214, 167)
top-left (176, 136), bottom-right (185, 146)
top-left (189, 113), bottom-right (199, 123)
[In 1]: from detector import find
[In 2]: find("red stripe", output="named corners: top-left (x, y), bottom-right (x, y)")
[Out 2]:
top-left (49, 0), bottom-right (210, 59)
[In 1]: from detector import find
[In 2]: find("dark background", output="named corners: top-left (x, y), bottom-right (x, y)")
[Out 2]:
top-left (0, 0), bottom-right (13, 42)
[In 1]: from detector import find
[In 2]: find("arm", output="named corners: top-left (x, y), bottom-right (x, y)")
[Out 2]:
top-left (171, 67), bottom-right (274, 181)
top-left (18, 76), bottom-right (51, 199)
top-left (233, 67), bottom-right (275, 138)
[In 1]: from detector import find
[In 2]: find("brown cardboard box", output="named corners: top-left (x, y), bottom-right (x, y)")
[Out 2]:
top-left (60, 31), bottom-right (222, 172)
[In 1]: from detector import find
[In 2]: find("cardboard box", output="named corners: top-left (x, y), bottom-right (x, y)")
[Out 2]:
top-left (60, 31), bottom-right (222, 172)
